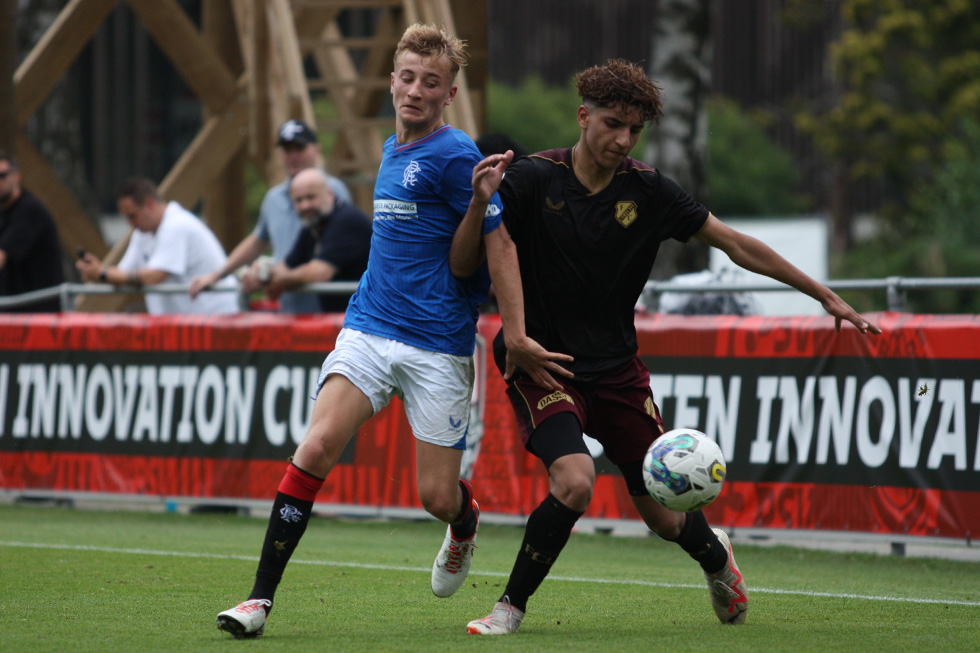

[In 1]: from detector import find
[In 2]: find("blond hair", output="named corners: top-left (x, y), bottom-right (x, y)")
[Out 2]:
top-left (394, 23), bottom-right (468, 81)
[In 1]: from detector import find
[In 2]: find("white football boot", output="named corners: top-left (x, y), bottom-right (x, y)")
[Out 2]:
top-left (703, 528), bottom-right (748, 624)
top-left (431, 500), bottom-right (479, 597)
top-left (216, 599), bottom-right (271, 638)
top-left (466, 596), bottom-right (525, 635)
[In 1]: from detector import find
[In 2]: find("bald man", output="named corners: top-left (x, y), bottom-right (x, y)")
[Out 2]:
top-left (265, 168), bottom-right (372, 312)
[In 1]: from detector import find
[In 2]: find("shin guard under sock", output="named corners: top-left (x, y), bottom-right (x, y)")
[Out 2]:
top-left (249, 463), bottom-right (324, 606)
top-left (667, 510), bottom-right (728, 574)
top-left (502, 494), bottom-right (584, 612)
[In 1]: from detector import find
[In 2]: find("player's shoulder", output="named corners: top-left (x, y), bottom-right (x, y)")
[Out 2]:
top-left (441, 127), bottom-right (484, 159)
top-left (509, 148), bottom-right (571, 180)
top-left (617, 156), bottom-right (674, 192)
top-left (527, 148), bottom-right (572, 169)
top-left (618, 155), bottom-right (659, 177)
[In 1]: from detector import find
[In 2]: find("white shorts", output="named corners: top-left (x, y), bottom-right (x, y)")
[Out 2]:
top-left (316, 328), bottom-right (474, 448)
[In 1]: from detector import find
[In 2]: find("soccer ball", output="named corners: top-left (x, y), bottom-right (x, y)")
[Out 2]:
top-left (642, 428), bottom-right (726, 512)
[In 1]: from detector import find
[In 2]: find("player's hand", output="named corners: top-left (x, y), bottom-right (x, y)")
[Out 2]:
top-left (504, 334), bottom-right (574, 391)
top-left (822, 293), bottom-right (882, 335)
top-left (188, 272), bottom-right (218, 298)
top-left (472, 150), bottom-right (514, 203)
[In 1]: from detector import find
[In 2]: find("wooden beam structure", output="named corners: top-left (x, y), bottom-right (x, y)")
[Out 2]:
top-left (11, 0), bottom-right (486, 311)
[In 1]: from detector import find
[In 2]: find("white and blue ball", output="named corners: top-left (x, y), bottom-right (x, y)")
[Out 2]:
top-left (642, 428), bottom-right (726, 512)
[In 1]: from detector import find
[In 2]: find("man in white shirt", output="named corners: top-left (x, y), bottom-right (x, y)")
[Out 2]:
top-left (77, 177), bottom-right (239, 314)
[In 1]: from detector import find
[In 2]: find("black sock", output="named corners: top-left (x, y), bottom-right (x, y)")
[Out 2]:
top-left (501, 494), bottom-right (584, 613)
top-left (450, 479), bottom-right (477, 540)
top-left (249, 464), bottom-right (323, 608)
top-left (667, 510), bottom-right (728, 574)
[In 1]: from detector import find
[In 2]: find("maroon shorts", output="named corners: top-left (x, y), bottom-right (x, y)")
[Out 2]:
top-left (505, 356), bottom-right (666, 465)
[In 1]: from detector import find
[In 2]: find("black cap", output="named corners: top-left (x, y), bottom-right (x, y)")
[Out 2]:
top-left (277, 120), bottom-right (317, 147)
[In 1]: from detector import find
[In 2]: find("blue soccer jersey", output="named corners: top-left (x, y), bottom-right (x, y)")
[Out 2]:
top-left (344, 125), bottom-right (503, 356)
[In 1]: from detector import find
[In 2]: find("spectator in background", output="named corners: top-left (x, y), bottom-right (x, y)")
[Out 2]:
top-left (188, 119), bottom-right (351, 312)
top-left (76, 177), bottom-right (239, 315)
top-left (0, 151), bottom-right (65, 312)
top-left (264, 168), bottom-right (372, 312)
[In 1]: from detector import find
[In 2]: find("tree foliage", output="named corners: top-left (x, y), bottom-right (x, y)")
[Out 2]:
top-left (799, 0), bottom-right (980, 220)
top-left (705, 97), bottom-right (811, 216)
top-left (800, 1), bottom-right (980, 311)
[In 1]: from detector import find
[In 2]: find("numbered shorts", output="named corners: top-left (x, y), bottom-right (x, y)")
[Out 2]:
top-left (316, 328), bottom-right (474, 449)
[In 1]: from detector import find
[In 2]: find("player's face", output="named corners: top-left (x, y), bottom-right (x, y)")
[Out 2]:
top-left (390, 51), bottom-right (457, 139)
top-left (578, 104), bottom-right (646, 170)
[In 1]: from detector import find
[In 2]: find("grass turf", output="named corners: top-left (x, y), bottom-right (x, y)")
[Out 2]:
top-left (1, 503), bottom-right (977, 652)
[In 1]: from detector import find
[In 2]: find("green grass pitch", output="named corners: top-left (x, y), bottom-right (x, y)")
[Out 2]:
top-left (1, 503), bottom-right (977, 652)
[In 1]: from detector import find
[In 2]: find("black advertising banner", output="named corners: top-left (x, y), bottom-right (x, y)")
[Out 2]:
top-left (1, 312), bottom-right (978, 540)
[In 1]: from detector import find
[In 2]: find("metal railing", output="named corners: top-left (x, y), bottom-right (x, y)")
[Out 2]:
top-left (1, 277), bottom-right (979, 313)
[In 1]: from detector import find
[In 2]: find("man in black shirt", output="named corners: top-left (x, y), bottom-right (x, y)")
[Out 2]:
top-left (265, 167), bottom-right (372, 312)
top-left (454, 60), bottom-right (882, 634)
top-left (0, 151), bottom-right (65, 312)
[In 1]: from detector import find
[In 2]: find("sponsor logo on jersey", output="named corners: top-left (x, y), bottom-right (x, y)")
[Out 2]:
top-left (279, 504), bottom-right (303, 523)
top-left (544, 197), bottom-right (565, 214)
top-left (484, 203), bottom-right (502, 217)
top-left (537, 390), bottom-right (574, 410)
top-left (373, 199), bottom-right (418, 221)
top-left (402, 160), bottom-right (422, 187)
top-left (615, 201), bottom-right (638, 228)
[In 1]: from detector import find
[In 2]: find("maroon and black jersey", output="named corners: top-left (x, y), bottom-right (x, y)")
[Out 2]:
top-left (497, 148), bottom-right (709, 382)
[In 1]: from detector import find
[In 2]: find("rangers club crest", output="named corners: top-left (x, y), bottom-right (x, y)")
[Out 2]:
top-left (615, 201), bottom-right (638, 228)
top-left (280, 504), bottom-right (303, 522)
top-left (402, 161), bottom-right (421, 188)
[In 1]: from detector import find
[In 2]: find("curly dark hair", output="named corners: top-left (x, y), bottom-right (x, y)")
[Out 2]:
top-left (575, 59), bottom-right (664, 125)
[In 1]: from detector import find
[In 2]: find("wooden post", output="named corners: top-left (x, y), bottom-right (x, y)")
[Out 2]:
top-left (202, 0), bottom-right (247, 251)
top-left (0, 0), bottom-right (16, 153)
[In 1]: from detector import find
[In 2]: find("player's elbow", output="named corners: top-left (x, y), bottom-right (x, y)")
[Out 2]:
top-left (450, 246), bottom-right (487, 278)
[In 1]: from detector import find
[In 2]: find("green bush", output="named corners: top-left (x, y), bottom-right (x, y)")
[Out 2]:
top-left (841, 118), bottom-right (980, 313)
top-left (705, 97), bottom-right (811, 216)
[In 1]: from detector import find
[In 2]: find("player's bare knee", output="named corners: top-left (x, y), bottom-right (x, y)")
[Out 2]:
top-left (646, 510), bottom-right (685, 539)
top-left (551, 474), bottom-right (594, 511)
top-left (295, 429), bottom-right (345, 472)
top-left (419, 490), bottom-right (457, 522)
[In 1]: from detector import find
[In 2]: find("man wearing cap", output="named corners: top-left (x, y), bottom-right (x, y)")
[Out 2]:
top-left (189, 119), bottom-right (352, 313)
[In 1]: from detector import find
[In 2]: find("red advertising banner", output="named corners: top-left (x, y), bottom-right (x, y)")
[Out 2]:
top-left (1, 312), bottom-right (978, 540)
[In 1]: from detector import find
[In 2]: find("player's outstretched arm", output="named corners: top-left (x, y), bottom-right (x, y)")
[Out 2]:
top-left (694, 213), bottom-right (882, 335)
top-left (484, 223), bottom-right (574, 390)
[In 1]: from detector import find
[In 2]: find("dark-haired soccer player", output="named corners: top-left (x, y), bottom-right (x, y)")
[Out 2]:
top-left (453, 59), bottom-right (881, 634)
top-left (215, 23), bottom-right (570, 639)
